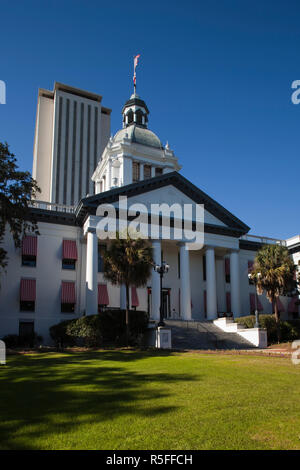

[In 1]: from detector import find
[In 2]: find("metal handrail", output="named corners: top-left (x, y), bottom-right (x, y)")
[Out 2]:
top-left (195, 321), bottom-right (219, 349)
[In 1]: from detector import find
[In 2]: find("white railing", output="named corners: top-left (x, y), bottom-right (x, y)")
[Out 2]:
top-left (29, 200), bottom-right (75, 214)
top-left (240, 234), bottom-right (286, 246)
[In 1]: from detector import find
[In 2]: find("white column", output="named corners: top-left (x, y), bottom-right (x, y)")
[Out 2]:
top-left (151, 240), bottom-right (161, 321)
top-left (230, 250), bottom-right (241, 318)
top-left (151, 166), bottom-right (156, 178)
top-left (120, 284), bottom-right (126, 309)
top-left (140, 163), bottom-right (144, 181)
top-left (206, 246), bottom-right (217, 320)
top-left (85, 229), bottom-right (98, 316)
top-left (123, 157), bottom-right (133, 186)
top-left (179, 243), bottom-right (192, 320)
top-left (107, 159), bottom-right (112, 190)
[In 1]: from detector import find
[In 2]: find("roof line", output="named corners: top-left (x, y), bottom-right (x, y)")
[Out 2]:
top-left (75, 171), bottom-right (250, 233)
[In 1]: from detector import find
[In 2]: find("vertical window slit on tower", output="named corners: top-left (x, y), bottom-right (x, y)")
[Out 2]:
top-left (55, 96), bottom-right (63, 203)
top-left (78, 102), bottom-right (84, 199)
top-left (86, 105), bottom-right (91, 196)
top-left (71, 101), bottom-right (77, 206)
top-left (63, 98), bottom-right (70, 205)
top-left (94, 107), bottom-right (98, 172)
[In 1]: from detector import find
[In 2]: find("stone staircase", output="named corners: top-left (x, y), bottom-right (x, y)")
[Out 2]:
top-left (165, 320), bottom-right (256, 350)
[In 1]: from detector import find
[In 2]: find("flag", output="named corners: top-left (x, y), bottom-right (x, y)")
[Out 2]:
top-left (133, 54), bottom-right (141, 85)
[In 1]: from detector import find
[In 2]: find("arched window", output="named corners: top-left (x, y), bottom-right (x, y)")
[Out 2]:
top-left (135, 109), bottom-right (143, 125)
top-left (126, 110), bottom-right (134, 125)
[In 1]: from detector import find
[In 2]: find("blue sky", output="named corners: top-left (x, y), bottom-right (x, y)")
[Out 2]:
top-left (0, 0), bottom-right (299, 239)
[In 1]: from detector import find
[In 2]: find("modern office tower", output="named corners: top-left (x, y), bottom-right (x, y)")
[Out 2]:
top-left (32, 82), bottom-right (111, 205)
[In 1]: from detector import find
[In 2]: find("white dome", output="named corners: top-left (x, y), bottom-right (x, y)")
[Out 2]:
top-left (114, 124), bottom-right (163, 149)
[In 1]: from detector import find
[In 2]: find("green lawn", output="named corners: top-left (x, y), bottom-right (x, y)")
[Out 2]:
top-left (1, 350), bottom-right (300, 450)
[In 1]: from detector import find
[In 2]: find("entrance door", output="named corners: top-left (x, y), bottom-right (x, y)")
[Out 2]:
top-left (162, 289), bottom-right (171, 319)
top-left (147, 288), bottom-right (171, 318)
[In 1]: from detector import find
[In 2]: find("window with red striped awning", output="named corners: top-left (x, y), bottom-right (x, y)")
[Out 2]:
top-left (98, 284), bottom-right (109, 305)
top-left (272, 297), bottom-right (285, 313)
top-left (288, 296), bottom-right (299, 313)
top-left (225, 258), bottom-right (230, 275)
top-left (249, 293), bottom-right (263, 312)
top-left (22, 236), bottom-right (37, 256)
top-left (62, 240), bottom-right (78, 260)
top-left (131, 286), bottom-right (139, 307)
top-left (61, 282), bottom-right (76, 303)
top-left (248, 260), bottom-right (254, 273)
top-left (20, 279), bottom-right (36, 301)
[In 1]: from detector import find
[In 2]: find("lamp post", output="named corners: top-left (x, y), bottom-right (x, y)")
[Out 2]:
top-left (248, 271), bottom-right (262, 328)
top-left (154, 261), bottom-right (170, 327)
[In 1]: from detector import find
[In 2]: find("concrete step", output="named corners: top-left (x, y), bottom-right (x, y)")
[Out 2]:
top-left (165, 320), bottom-right (256, 350)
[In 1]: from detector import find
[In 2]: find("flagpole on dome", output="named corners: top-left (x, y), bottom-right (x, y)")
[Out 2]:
top-left (133, 54), bottom-right (140, 95)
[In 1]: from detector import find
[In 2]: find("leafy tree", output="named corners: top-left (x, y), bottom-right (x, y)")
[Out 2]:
top-left (249, 244), bottom-right (297, 342)
top-left (0, 142), bottom-right (40, 271)
top-left (103, 230), bottom-right (153, 345)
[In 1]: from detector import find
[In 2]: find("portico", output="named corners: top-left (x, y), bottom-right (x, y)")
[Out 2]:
top-left (83, 212), bottom-right (243, 322)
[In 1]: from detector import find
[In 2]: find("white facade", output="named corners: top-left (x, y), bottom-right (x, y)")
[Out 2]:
top-left (33, 83), bottom-right (111, 205)
top-left (0, 211), bottom-right (298, 345)
top-left (1, 89), bottom-right (299, 344)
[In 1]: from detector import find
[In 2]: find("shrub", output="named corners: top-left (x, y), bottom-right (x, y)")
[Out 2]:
top-left (2, 334), bottom-right (19, 348)
top-left (50, 309), bottom-right (149, 348)
top-left (98, 309), bottom-right (149, 344)
top-left (49, 319), bottom-right (75, 347)
top-left (2, 333), bottom-right (43, 348)
top-left (235, 315), bottom-right (300, 344)
top-left (66, 315), bottom-right (102, 347)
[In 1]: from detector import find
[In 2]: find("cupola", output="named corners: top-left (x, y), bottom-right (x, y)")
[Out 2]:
top-left (122, 93), bottom-right (149, 128)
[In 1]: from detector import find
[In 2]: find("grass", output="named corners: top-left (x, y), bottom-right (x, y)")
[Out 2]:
top-left (0, 350), bottom-right (300, 450)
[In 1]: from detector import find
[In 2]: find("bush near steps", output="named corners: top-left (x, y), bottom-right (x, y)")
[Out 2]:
top-left (235, 315), bottom-right (300, 344)
top-left (49, 309), bottom-right (149, 348)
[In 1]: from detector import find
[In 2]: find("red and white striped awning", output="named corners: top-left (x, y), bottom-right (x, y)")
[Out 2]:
top-left (288, 296), bottom-right (299, 313)
top-left (273, 297), bottom-right (285, 313)
top-left (249, 293), bottom-right (263, 311)
top-left (22, 236), bottom-right (37, 256)
top-left (248, 260), bottom-right (254, 273)
top-left (62, 240), bottom-right (78, 260)
top-left (20, 279), bottom-right (36, 301)
top-left (98, 284), bottom-right (109, 306)
top-left (131, 286), bottom-right (139, 307)
top-left (61, 282), bottom-right (76, 304)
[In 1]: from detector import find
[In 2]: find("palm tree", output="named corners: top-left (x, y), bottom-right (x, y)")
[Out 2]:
top-left (249, 244), bottom-right (296, 342)
top-left (103, 230), bottom-right (153, 345)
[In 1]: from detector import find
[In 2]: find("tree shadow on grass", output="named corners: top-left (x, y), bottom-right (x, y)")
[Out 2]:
top-left (0, 350), bottom-right (198, 450)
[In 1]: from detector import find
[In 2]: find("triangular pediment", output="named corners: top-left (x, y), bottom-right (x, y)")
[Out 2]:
top-left (117, 185), bottom-right (227, 227)
top-left (77, 171), bottom-right (250, 235)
